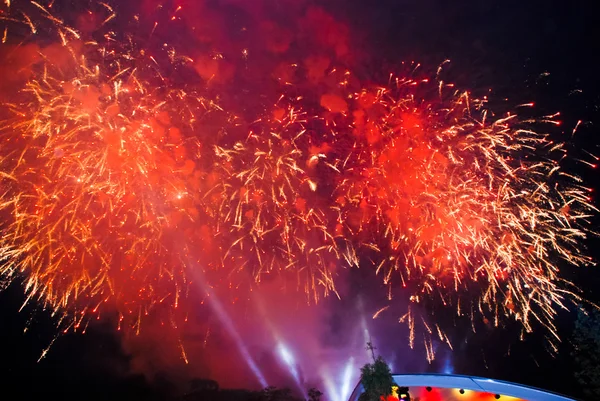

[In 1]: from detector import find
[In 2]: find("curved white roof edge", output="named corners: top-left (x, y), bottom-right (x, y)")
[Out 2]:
top-left (348, 373), bottom-right (577, 401)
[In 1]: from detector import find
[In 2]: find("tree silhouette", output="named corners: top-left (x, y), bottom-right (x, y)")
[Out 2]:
top-left (258, 386), bottom-right (298, 401)
top-left (307, 388), bottom-right (323, 401)
top-left (572, 307), bottom-right (600, 400)
top-left (358, 344), bottom-right (395, 401)
top-left (254, 386), bottom-right (324, 401)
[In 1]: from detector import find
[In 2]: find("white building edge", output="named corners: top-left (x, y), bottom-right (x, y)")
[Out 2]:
top-left (348, 374), bottom-right (577, 401)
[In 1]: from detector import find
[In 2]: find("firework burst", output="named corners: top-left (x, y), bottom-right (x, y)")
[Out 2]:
top-left (214, 104), bottom-right (356, 304)
top-left (0, 1), bottom-right (596, 363)
top-left (0, 2), bottom-right (221, 332)
top-left (335, 73), bottom-right (596, 356)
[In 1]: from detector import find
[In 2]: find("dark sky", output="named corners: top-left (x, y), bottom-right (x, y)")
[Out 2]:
top-left (1, 0), bottom-right (599, 400)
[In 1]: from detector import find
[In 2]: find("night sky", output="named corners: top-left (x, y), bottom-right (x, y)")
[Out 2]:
top-left (1, 0), bottom-right (599, 400)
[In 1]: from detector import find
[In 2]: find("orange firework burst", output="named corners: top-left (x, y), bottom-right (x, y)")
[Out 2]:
top-left (0, 2), bottom-right (221, 332)
top-left (1, 1), bottom-right (597, 364)
top-left (335, 71), bottom-right (597, 358)
top-left (214, 104), bottom-right (356, 304)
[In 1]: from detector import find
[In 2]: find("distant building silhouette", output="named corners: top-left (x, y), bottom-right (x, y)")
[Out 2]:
top-left (190, 379), bottom-right (219, 392)
top-left (175, 379), bottom-right (257, 401)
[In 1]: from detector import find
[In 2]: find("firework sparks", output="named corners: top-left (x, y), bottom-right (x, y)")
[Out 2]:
top-left (0, 3), bottom-right (220, 332)
top-left (334, 72), bottom-right (597, 355)
top-left (0, 0), bottom-right (597, 364)
top-left (214, 104), bottom-right (355, 304)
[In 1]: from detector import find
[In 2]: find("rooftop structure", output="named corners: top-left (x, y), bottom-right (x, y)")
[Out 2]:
top-left (348, 374), bottom-right (576, 401)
